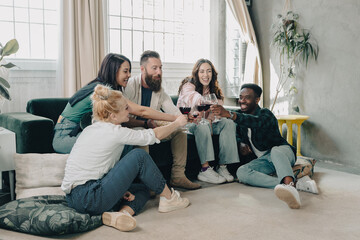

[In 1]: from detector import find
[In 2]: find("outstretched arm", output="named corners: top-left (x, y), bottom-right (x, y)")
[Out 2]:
top-left (153, 115), bottom-right (187, 140)
top-left (126, 98), bottom-right (177, 122)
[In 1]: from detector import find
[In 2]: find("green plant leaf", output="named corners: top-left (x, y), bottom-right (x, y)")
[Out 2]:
top-left (0, 77), bottom-right (10, 88)
top-left (0, 82), bottom-right (11, 100)
top-left (0, 62), bottom-right (16, 69)
top-left (2, 39), bottom-right (19, 57)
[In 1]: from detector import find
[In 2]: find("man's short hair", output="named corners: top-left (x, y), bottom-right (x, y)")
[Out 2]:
top-left (140, 50), bottom-right (160, 66)
top-left (241, 83), bottom-right (262, 98)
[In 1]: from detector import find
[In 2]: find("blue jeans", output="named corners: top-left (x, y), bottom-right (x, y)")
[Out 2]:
top-left (53, 117), bottom-right (79, 154)
top-left (66, 149), bottom-right (167, 215)
top-left (189, 118), bottom-right (239, 165)
top-left (236, 145), bottom-right (295, 188)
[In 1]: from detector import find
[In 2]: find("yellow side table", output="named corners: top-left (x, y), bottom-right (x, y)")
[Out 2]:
top-left (276, 115), bottom-right (309, 156)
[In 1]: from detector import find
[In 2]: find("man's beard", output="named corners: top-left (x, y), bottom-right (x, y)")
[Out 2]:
top-left (144, 70), bottom-right (162, 92)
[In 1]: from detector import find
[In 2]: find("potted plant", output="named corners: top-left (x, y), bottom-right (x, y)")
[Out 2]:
top-left (0, 39), bottom-right (19, 102)
top-left (270, 11), bottom-right (319, 113)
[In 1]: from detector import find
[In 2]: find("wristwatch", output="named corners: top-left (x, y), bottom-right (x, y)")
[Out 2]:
top-left (228, 111), bottom-right (234, 120)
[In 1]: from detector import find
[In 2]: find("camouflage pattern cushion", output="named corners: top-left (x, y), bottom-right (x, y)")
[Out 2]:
top-left (0, 195), bottom-right (101, 236)
top-left (293, 156), bottom-right (316, 179)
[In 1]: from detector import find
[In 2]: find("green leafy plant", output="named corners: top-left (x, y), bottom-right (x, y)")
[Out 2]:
top-left (270, 11), bottom-right (319, 112)
top-left (0, 39), bottom-right (19, 100)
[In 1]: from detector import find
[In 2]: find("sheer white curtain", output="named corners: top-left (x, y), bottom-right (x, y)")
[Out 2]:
top-left (226, 0), bottom-right (263, 104)
top-left (60, 0), bottom-right (106, 97)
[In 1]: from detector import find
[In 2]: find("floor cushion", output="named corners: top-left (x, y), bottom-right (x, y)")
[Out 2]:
top-left (293, 156), bottom-right (316, 179)
top-left (0, 195), bottom-right (102, 235)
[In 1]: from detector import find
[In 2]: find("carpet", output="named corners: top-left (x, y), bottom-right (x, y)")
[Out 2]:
top-left (1, 167), bottom-right (360, 240)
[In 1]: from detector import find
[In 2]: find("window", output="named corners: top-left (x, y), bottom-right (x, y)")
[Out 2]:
top-left (107, 0), bottom-right (210, 63)
top-left (225, 2), bottom-right (246, 98)
top-left (0, 0), bottom-right (59, 59)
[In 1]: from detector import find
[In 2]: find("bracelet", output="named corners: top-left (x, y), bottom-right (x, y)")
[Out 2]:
top-left (228, 111), bottom-right (234, 120)
top-left (144, 120), bottom-right (148, 129)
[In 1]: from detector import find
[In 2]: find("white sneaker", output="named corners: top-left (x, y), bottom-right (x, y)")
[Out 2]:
top-left (274, 182), bottom-right (301, 209)
top-left (217, 165), bottom-right (234, 182)
top-left (296, 175), bottom-right (319, 194)
top-left (102, 211), bottom-right (136, 232)
top-left (158, 188), bottom-right (190, 213)
top-left (197, 167), bottom-right (226, 184)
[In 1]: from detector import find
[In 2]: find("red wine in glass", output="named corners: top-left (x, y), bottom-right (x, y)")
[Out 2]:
top-left (179, 107), bottom-right (191, 114)
top-left (197, 105), bottom-right (206, 111)
top-left (204, 104), bottom-right (211, 111)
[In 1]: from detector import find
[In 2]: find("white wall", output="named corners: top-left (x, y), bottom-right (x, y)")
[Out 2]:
top-left (251, 0), bottom-right (360, 170)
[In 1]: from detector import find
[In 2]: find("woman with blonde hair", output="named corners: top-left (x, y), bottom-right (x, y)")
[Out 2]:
top-left (62, 85), bottom-right (190, 232)
top-left (177, 59), bottom-right (240, 184)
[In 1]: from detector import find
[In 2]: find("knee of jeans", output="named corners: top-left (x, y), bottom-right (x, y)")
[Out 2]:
top-left (195, 124), bottom-right (211, 136)
top-left (236, 165), bottom-right (251, 183)
top-left (222, 118), bottom-right (236, 129)
top-left (130, 148), bottom-right (149, 156)
top-left (271, 145), bottom-right (294, 161)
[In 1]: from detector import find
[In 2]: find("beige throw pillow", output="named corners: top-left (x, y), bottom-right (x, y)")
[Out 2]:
top-left (14, 153), bottom-right (68, 199)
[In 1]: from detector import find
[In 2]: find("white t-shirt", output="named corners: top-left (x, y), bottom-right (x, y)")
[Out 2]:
top-left (247, 128), bottom-right (267, 158)
top-left (61, 121), bottom-right (160, 194)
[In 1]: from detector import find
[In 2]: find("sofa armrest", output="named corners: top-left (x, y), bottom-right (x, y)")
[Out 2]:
top-left (0, 112), bottom-right (55, 153)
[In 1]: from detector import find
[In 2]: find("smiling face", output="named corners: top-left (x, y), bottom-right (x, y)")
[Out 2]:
top-left (198, 62), bottom-right (212, 87)
top-left (141, 57), bottom-right (162, 92)
top-left (116, 61), bottom-right (131, 88)
top-left (238, 88), bottom-right (260, 114)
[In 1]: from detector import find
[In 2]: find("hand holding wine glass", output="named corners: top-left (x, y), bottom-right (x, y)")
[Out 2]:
top-left (208, 93), bottom-right (221, 122)
top-left (178, 99), bottom-right (192, 134)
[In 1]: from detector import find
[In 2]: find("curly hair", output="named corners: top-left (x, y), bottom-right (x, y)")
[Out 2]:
top-left (178, 59), bottom-right (223, 100)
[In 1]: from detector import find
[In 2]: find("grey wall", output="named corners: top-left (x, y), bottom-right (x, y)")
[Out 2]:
top-left (250, 0), bottom-right (360, 170)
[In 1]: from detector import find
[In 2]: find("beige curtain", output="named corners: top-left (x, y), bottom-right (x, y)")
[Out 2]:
top-left (61, 0), bottom-right (106, 97)
top-left (226, 0), bottom-right (263, 105)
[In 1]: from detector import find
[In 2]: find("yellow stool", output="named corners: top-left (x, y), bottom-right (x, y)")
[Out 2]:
top-left (276, 115), bottom-right (309, 156)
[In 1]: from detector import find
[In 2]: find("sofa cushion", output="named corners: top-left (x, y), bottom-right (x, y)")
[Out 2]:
top-left (0, 195), bottom-right (102, 235)
top-left (26, 98), bottom-right (69, 124)
top-left (15, 153), bottom-right (68, 199)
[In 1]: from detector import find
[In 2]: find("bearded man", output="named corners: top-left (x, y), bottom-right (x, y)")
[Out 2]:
top-left (123, 50), bottom-right (200, 190)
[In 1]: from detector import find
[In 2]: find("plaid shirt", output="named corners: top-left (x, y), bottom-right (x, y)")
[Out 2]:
top-left (233, 106), bottom-right (296, 157)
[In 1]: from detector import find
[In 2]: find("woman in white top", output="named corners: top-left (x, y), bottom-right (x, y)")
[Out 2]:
top-left (62, 85), bottom-right (190, 232)
top-left (177, 59), bottom-right (240, 184)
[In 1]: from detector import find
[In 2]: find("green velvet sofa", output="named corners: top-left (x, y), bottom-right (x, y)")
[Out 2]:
top-left (0, 97), bottom-right (204, 180)
top-left (0, 97), bottom-right (242, 181)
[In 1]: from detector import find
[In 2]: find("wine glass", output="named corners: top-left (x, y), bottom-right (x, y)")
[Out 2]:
top-left (178, 100), bottom-right (193, 134)
top-left (209, 93), bottom-right (221, 123)
top-left (197, 96), bottom-right (210, 125)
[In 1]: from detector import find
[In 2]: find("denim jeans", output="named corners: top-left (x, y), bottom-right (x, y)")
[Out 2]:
top-left (236, 145), bottom-right (295, 189)
top-left (189, 118), bottom-right (239, 165)
top-left (66, 149), bottom-right (167, 215)
top-left (53, 117), bottom-right (79, 154)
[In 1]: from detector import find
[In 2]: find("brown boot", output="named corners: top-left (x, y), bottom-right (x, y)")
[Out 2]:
top-left (170, 176), bottom-right (201, 190)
